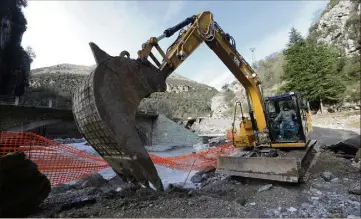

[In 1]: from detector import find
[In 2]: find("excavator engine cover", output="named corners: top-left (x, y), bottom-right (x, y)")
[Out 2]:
top-left (72, 43), bottom-right (167, 191)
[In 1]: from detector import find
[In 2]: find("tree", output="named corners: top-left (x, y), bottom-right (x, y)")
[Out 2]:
top-left (287, 27), bottom-right (304, 47)
top-left (280, 27), bottom-right (346, 111)
top-left (254, 52), bottom-right (284, 89)
top-left (0, 0), bottom-right (30, 96)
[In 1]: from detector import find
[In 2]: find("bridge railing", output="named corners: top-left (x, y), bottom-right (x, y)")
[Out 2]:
top-left (0, 95), bottom-right (71, 109)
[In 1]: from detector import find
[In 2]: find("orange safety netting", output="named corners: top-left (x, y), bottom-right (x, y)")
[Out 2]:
top-left (0, 131), bottom-right (109, 187)
top-left (0, 132), bottom-right (239, 186)
top-left (149, 142), bottom-right (237, 171)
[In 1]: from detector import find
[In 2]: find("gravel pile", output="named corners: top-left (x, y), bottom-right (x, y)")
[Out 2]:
top-left (263, 177), bottom-right (360, 218)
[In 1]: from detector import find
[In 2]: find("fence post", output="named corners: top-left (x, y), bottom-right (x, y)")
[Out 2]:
top-left (48, 99), bottom-right (53, 108)
top-left (14, 96), bottom-right (19, 105)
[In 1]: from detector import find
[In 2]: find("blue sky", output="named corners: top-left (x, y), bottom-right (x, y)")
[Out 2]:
top-left (22, 1), bottom-right (328, 89)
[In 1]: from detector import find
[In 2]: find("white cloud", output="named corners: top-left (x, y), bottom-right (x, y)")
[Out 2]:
top-left (22, 1), bottom-right (168, 69)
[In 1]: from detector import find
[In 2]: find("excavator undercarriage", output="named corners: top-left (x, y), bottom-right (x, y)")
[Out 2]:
top-left (216, 140), bottom-right (317, 183)
top-left (72, 11), bottom-right (318, 190)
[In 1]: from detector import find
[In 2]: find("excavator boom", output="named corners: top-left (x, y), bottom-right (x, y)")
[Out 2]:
top-left (72, 11), bottom-right (316, 189)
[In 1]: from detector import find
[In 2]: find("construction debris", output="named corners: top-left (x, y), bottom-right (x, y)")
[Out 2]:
top-left (321, 171), bottom-right (334, 182)
top-left (324, 135), bottom-right (361, 158)
top-left (348, 183), bottom-right (361, 195)
top-left (257, 184), bottom-right (273, 193)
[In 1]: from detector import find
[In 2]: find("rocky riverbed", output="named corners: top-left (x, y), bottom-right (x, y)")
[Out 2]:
top-left (29, 140), bottom-right (360, 218)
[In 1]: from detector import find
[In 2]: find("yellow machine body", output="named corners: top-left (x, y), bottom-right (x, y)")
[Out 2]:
top-left (72, 11), bottom-right (317, 189)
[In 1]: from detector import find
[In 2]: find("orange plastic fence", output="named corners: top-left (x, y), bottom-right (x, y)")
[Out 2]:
top-left (149, 142), bottom-right (237, 171)
top-left (0, 132), bottom-right (109, 187)
top-left (0, 132), bottom-right (239, 186)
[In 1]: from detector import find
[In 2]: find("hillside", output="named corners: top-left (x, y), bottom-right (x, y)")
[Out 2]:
top-left (212, 0), bottom-right (360, 116)
top-left (309, 0), bottom-right (360, 56)
top-left (26, 64), bottom-right (219, 119)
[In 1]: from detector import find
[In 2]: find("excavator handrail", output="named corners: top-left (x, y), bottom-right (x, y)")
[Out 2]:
top-left (136, 11), bottom-right (267, 136)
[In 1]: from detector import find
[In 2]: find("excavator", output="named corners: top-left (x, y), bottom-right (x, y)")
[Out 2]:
top-left (71, 11), bottom-right (317, 192)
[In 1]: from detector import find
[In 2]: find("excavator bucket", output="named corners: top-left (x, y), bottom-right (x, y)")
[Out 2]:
top-left (72, 42), bottom-right (168, 191)
top-left (216, 140), bottom-right (317, 183)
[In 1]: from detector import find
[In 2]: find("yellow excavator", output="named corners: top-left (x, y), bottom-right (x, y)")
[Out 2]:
top-left (71, 11), bottom-right (317, 191)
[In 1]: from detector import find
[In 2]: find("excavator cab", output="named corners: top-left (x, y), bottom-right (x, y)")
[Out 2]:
top-left (264, 92), bottom-right (308, 143)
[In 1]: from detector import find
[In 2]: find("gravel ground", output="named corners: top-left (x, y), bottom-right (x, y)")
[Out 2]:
top-left (189, 110), bottom-right (360, 135)
top-left (311, 111), bottom-right (360, 134)
top-left (26, 122), bottom-right (361, 218)
top-left (29, 144), bottom-right (360, 218)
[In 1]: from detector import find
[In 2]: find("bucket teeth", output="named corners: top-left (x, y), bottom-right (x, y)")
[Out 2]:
top-left (89, 42), bottom-right (111, 65)
top-left (72, 43), bottom-right (167, 191)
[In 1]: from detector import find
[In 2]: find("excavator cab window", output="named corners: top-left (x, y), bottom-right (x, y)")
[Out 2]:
top-left (264, 92), bottom-right (306, 143)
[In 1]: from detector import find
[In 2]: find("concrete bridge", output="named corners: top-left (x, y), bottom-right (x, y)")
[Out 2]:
top-left (0, 104), bottom-right (74, 131)
top-left (0, 95), bottom-right (158, 135)
top-left (0, 96), bottom-right (203, 148)
top-left (0, 102), bottom-right (158, 132)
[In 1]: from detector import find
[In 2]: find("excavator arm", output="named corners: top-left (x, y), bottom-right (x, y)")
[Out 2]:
top-left (72, 11), bottom-right (316, 191)
top-left (137, 11), bottom-right (267, 135)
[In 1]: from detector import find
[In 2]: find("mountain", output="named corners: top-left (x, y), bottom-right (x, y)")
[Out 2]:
top-left (309, 0), bottom-right (360, 56)
top-left (211, 0), bottom-right (360, 116)
top-left (26, 64), bottom-right (219, 119)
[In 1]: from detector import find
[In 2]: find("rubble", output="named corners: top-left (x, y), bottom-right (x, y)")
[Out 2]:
top-left (348, 183), bottom-right (361, 195)
top-left (326, 135), bottom-right (361, 157)
top-left (257, 184), bottom-right (273, 193)
top-left (77, 173), bottom-right (109, 188)
top-left (60, 196), bottom-right (97, 211)
top-left (190, 174), bottom-right (203, 183)
top-left (21, 123), bottom-right (360, 218)
top-left (26, 147), bottom-right (361, 218)
top-left (322, 171), bottom-right (334, 181)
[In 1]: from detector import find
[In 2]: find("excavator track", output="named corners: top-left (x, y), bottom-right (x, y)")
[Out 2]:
top-left (216, 140), bottom-right (317, 183)
top-left (72, 43), bottom-right (168, 191)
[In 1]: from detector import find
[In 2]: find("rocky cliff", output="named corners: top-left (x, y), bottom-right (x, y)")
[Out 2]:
top-left (309, 0), bottom-right (360, 56)
top-left (26, 64), bottom-right (219, 119)
top-left (211, 0), bottom-right (360, 117)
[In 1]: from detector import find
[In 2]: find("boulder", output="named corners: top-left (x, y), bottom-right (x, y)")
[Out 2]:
top-left (0, 152), bottom-right (51, 217)
top-left (321, 171), bottom-right (334, 181)
top-left (327, 135), bottom-right (360, 157)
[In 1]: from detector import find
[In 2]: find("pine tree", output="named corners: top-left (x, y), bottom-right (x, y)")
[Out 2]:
top-left (287, 27), bottom-right (304, 47)
top-left (280, 27), bottom-right (346, 110)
